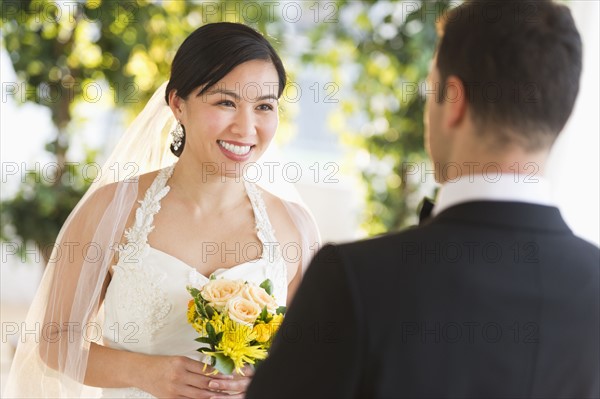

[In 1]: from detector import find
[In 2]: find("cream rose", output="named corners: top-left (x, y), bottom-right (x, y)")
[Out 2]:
top-left (242, 284), bottom-right (278, 313)
top-left (201, 279), bottom-right (244, 310)
top-left (227, 296), bottom-right (261, 326)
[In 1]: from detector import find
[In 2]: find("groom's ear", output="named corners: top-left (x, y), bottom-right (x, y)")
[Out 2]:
top-left (442, 76), bottom-right (468, 130)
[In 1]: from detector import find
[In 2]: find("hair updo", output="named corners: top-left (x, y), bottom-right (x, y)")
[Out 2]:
top-left (165, 22), bottom-right (287, 157)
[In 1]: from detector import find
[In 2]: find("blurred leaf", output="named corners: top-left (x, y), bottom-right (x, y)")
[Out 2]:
top-left (304, 0), bottom-right (449, 234)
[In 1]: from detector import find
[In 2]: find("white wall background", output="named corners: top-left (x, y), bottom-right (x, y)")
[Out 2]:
top-left (546, 1), bottom-right (600, 246)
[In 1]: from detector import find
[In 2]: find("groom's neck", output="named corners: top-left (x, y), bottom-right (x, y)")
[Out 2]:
top-left (441, 134), bottom-right (551, 183)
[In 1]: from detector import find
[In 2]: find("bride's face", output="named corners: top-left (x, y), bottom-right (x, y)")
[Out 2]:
top-left (172, 60), bottom-right (280, 172)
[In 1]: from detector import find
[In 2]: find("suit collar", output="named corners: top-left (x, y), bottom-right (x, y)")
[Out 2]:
top-left (432, 174), bottom-right (554, 217)
top-left (424, 200), bottom-right (572, 233)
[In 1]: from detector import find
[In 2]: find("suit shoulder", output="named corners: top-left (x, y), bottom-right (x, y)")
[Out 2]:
top-left (570, 235), bottom-right (600, 254)
top-left (567, 235), bottom-right (600, 274)
top-left (313, 228), bottom-right (425, 277)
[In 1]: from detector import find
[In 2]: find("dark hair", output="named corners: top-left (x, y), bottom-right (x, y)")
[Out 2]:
top-left (436, 0), bottom-right (582, 150)
top-left (165, 22), bottom-right (287, 156)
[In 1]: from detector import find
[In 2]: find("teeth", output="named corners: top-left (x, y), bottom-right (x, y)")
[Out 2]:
top-left (218, 140), bottom-right (252, 156)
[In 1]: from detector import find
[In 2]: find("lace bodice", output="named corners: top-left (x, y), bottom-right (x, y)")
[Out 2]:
top-left (101, 164), bottom-right (288, 398)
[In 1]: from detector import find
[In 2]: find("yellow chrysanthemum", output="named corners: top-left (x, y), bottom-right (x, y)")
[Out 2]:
top-left (209, 313), bottom-right (225, 334)
top-left (192, 320), bottom-right (204, 334)
top-left (214, 317), bottom-right (268, 374)
top-left (187, 300), bottom-right (196, 324)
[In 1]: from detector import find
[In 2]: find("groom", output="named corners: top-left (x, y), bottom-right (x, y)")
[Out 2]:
top-left (247, 0), bottom-right (599, 398)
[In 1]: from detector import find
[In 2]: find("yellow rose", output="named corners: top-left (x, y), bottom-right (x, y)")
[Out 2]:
top-left (268, 313), bottom-right (284, 328)
top-left (201, 279), bottom-right (244, 310)
top-left (242, 284), bottom-right (278, 313)
top-left (253, 322), bottom-right (272, 343)
top-left (267, 314), bottom-right (284, 337)
top-left (227, 296), bottom-right (261, 326)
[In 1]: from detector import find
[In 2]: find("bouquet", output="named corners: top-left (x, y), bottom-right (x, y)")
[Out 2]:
top-left (186, 277), bottom-right (286, 375)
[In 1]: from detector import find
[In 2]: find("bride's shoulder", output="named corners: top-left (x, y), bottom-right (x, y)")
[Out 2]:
top-left (260, 190), bottom-right (298, 235)
top-left (134, 169), bottom-right (161, 197)
top-left (259, 189), bottom-right (317, 246)
top-left (260, 190), bottom-right (297, 230)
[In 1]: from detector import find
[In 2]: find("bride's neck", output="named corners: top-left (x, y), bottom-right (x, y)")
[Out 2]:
top-left (168, 157), bottom-right (247, 213)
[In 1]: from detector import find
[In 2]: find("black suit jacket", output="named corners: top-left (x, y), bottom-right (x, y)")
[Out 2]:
top-left (247, 201), bottom-right (600, 399)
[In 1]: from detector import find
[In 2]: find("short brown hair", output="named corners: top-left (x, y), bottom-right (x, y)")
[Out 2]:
top-left (436, 0), bottom-right (582, 150)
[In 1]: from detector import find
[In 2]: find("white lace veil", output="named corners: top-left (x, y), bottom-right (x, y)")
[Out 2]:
top-left (3, 82), bottom-right (321, 398)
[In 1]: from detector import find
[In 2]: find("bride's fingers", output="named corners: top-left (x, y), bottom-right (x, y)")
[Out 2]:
top-left (205, 377), bottom-right (251, 394)
top-left (184, 360), bottom-right (234, 381)
top-left (196, 364), bottom-right (237, 380)
top-left (182, 358), bottom-right (210, 375)
top-left (238, 365), bottom-right (255, 377)
top-left (210, 373), bottom-right (235, 380)
top-left (178, 373), bottom-right (211, 390)
top-left (210, 395), bottom-right (244, 399)
top-left (180, 360), bottom-right (251, 394)
top-left (179, 373), bottom-right (244, 394)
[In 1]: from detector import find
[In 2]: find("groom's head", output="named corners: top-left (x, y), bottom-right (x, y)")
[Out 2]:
top-left (425, 0), bottom-right (582, 182)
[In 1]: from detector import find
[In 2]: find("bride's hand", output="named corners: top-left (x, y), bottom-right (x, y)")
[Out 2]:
top-left (137, 355), bottom-right (252, 399)
top-left (206, 365), bottom-right (255, 399)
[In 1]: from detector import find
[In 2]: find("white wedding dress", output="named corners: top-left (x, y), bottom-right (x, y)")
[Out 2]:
top-left (100, 164), bottom-right (288, 398)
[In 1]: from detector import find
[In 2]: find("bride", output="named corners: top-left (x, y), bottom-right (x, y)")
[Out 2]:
top-left (5, 22), bottom-right (320, 398)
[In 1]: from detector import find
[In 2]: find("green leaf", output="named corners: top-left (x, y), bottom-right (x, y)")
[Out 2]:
top-left (259, 306), bottom-right (268, 321)
top-left (215, 332), bottom-right (223, 342)
top-left (276, 306), bottom-right (287, 315)
top-left (210, 274), bottom-right (216, 280)
top-left (206, 322), bottom-right (216, 341)
top-left (187, 286), bottom-right (201, 298)
top-left (259, 279), bottom-right (273, 295)
top-left (195, 298), bottom-right (208, 319)
top-left (198, 347), bottom-right (214, 356)
top-left (195, 337), bottom-right (213, 344)
top-left (212, 353), bottom-right (235, 375)
top-left (205, 305), bottom-right (215, 319)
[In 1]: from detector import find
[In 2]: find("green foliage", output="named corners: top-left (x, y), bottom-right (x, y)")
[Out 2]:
top-left (275, 306), bottom-right (286, 315)
top-left (212, 352), bottom-right (235, 375)
top-left (259, 278), bottom-right (273, 295)
top-left (0, 152), bottom-right (98, 261)
top-left (304, 0), bottom-right (449, 235)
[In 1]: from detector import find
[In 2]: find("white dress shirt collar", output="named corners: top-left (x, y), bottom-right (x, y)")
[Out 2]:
top-left (432, 173), bottom-right (554, 216)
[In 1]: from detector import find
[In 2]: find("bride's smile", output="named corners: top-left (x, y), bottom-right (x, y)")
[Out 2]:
top-left (168, 59), bottom-right (280, 173)
top-left (217, 139), bottom-right (255, 161)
